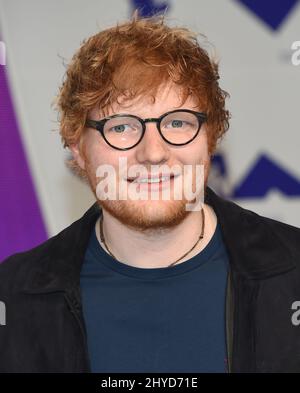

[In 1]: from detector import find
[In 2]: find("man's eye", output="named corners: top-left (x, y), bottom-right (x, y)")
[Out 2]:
top-left (171, 120), bottom-right (184, 128)
top-left (166, 120), bottom-right (188, 128)
top-left (110, 124), bottom-right (129, 133)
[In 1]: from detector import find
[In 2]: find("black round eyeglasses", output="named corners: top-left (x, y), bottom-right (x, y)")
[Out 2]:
top-left (85, 109), bottom-right (207, 151)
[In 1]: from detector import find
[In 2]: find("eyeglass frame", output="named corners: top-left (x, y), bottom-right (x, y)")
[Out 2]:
top-left (85, 109), bottom-right (208, 151)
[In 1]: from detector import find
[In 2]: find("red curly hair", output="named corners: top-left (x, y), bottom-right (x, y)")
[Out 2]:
top-left (54, 11), bottom-right (230, 178)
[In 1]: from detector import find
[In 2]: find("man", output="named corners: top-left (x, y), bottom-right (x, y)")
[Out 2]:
top-left (1, 13), bottom-right (300, 373)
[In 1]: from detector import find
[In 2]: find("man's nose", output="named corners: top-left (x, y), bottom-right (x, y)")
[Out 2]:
top-left (134, 121), bottom-right (170, 165)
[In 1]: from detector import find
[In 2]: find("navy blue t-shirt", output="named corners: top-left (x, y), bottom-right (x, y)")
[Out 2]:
top-left (80, 217), bottom-right (230, 373)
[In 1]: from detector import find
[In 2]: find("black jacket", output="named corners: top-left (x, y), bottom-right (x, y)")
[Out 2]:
top-left (1, 186), bottom-right (300, 373)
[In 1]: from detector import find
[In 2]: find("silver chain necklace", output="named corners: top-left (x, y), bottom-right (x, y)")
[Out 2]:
top-left (99, 208), bottom-right (205, 268)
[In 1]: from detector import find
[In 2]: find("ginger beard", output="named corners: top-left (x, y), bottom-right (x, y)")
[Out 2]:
top-left (84, 155), bottom-right (211, 233)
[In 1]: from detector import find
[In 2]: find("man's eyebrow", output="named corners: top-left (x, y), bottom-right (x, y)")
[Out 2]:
top-left (104, 108), bottom-right (193, 118)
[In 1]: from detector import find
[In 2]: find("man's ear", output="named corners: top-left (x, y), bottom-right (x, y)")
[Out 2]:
top-left (69, 142), bottom-right (86, 170)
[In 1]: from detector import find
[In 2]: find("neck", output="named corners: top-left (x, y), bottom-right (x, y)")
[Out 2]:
top-left (95, 203), bottom-right (217, 269)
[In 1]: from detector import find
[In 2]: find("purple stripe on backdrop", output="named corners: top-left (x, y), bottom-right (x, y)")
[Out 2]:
top-left (0, 56), bottom-right (48, 262)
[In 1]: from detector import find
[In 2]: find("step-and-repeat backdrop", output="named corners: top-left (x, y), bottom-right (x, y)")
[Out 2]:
top-left (1, 0), bottom-right (300, 261)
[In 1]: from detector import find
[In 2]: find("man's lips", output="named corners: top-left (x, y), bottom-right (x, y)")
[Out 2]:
top-left (126, 173), bottom-right (177, 183)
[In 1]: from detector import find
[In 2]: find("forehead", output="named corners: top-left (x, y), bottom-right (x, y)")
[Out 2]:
top-left (90, 82), bottom-right (199, 119)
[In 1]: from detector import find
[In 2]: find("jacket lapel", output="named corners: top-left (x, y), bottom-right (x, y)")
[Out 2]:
top-left (204, 186), bottom-right (298, 279)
